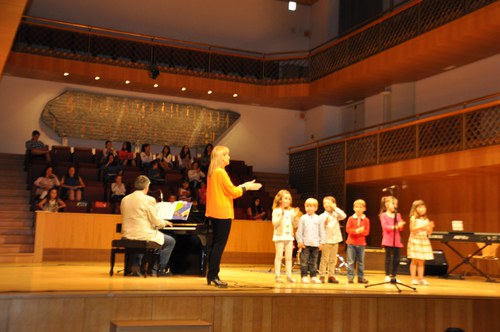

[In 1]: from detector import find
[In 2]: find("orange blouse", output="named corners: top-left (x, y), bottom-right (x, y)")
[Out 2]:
top-left (205, 167), bottom-right (243, 219)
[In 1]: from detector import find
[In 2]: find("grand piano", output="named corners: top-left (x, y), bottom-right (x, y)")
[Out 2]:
top-left (160, 210), bottom-right (209, 276)
top-left (428, 231), bottom-right (499, 282)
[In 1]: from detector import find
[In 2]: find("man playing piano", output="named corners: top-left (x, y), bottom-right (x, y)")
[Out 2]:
top-left (121, 175), bottom-right (176, 276)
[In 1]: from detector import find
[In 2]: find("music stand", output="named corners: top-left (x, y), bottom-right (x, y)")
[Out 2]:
top-left (365, 186), bottom-right (416, 292)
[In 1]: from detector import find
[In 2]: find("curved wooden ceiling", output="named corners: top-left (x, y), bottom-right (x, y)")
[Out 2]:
top-left (4, 2), bottom-right (500, 110)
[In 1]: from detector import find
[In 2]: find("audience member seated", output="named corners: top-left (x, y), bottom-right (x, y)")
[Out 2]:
top-left (187, 161), bottom-right (205, 192)
top-left (247, 197), bottom-right (267, 220)
top-left (147, 160), bottom-right (165, 184)
top-left (157, 145), bottom-right (174, 172)
top-left (140, 143), bottom-right (155, 170)
top-left (111, 174), bottom-right (126, 212)
top-left (101, 154), bottom-right (122, 183)
top-left (60, 165), bottom-right (85, 201)
top-left (25, 130), bottom-right (51, 162)
top-left (178, 180), bottom-right (192, 201)
top-left (37, 187), bottom-right (66, 212)
top-left (178, 144), bottom-right (193, 171)
top-left (33, 165), bottom-right (60, 199)
top-left (200, 143), bottom-right (213, 173)
top-left (168, 194), bottom-right (177, 203)
top-left (197, 181), bottom-right (207, 207)
top-left (118, 141), bottom-right (136, 167)
top-left (99, 140), bottom-right (117, 166)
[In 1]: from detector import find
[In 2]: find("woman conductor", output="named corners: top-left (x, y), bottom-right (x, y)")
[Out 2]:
top-left (205, 145), bottom-right (262, 287)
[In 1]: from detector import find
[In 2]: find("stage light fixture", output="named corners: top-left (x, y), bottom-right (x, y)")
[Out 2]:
top-left (288, 1), bottom-right (297, 11)
top-left (150, 66), bottom-right (160, 80)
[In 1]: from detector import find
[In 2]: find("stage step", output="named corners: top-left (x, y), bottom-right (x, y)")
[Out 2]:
top-left (0, 234), bottom-right (34, 244)
top-left (0, 244), bottom-right (34, 254)
top-left (110, 320), bottom-right (212, 332)
top-left (0, 153), bottom-right (35, 256)
top-left (253, 171), bottom-right (302, 203)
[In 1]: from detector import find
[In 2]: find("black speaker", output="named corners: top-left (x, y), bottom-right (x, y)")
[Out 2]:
top-left (399, 250), bottom-right (448, 276)
top-left (398, 257), bottom-right (410, 275)
top-left (425, 250), bottom-right (448, 276)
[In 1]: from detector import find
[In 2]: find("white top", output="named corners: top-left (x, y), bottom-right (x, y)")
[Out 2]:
top-left (319, 208), bottom-right (346, 244)
top-left (272, 208), bottom-right (298, 242)
top-left (120, 190), bottom-right (166, 245)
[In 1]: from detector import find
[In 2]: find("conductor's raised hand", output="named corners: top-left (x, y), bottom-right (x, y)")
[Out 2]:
top-left (241, 179), bottom-right (262, 191)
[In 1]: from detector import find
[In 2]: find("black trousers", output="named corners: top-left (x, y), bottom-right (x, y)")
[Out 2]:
top-left (206, 217), bottom-right (232, 280)
top-left (384, 246), bottom-right (401, 276)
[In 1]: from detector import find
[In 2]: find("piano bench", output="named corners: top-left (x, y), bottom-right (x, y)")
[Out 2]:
top-left (109, 239), bottom-right (162, 277)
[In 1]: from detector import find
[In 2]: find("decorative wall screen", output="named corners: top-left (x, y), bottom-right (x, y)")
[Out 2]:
top-left (41, 90), bottom-right (240, 147)
top-left (289, 104), bottom-right (499, 201)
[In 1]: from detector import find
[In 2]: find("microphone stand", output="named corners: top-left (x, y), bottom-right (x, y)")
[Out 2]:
top-left (365, 186), bottom-right (416, 292)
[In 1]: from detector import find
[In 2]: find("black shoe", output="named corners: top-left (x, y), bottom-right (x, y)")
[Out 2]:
top-left (126, 265), bottom-right (143, 277)
top-left (207, 277), bottom-right (228, 288)
top-left (358, 278), bottom-right (369, 284)
top-left (328, 277), bottom-right (339, 284)
top-left (157, 271), bottom-right (173, 277)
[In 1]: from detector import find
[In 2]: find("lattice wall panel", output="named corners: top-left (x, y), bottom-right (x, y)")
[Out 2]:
top-left (465, 106), bottom-right (500, 148)
top-left (379, 126), bottom-right (416, 163)
top-left (318, 143), bottom-right (345, 207)
top-left (289, 149), bottom-right (317, 199)
top-left (346, 136), bottom-right (377, 169)
top-left (418, 116), bottom-right (462, 157)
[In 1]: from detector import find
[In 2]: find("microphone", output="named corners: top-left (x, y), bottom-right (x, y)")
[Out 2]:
top-left (382, 185), bottom-right (397, 192)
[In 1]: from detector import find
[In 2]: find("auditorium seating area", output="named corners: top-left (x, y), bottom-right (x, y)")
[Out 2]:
top-left (24, 146), bottom-right (275, 217)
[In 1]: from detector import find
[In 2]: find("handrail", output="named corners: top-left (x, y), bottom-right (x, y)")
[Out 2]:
top-left (288, 92), bottom-right (500, 153)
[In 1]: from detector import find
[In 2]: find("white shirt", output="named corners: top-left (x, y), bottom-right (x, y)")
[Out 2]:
top-left (120, 190), bottom-right (166, 245)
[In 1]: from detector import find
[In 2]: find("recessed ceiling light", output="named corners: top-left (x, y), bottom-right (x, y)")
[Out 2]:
top-left (63, 72), bottom-right (69, 76)
top-left (94, 76), bottom-right (100, 80)
top-left (233, 93), bottom-right (238, 98)
top-left (288, 1), bottom-right (297, 11)
top-left (207, 90), bottom-right (213, 94)
top-left (181, 87), bottom-right (187, 91)
top-left (125, 80), bottom-right (130, 84)
top-left (154, 83), bottom-right (159, 88)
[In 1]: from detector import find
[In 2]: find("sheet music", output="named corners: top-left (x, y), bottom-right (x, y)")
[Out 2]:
top-left (156, 201), bottom-right (192, 221)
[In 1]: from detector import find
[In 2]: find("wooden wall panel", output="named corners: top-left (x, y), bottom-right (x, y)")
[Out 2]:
top-left (213, 297), bottom-right (273, 332)
top-left (0, 0), bottom-right (28, 75)
top-left (33, 213), bottom-right (275, 263)
top-left (1, 294), bottom-right (499, 332)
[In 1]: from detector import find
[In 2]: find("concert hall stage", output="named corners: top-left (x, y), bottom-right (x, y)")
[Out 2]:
top-left (0, 262), bottom-right (498, 332)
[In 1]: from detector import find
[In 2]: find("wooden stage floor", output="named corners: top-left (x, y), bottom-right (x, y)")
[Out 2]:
top-left (1, 262), bottom-right (498, 297)
top-left (1, 262), bottom-right (499, 332)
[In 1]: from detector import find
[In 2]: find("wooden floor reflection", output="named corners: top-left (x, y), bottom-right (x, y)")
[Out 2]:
top-left (1, 262), bottom-right (498, 298)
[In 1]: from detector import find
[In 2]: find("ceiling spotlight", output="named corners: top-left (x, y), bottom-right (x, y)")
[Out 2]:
top-left (63, 72), bottom-right (69, 76)
top-left (181, 87), bottom-right (187, 91)
top-left (150, 66), bottom-right (160, 80)
top-left (125, 80), bottom-right (130, 84)
top-left (233, 93), bottom-right (238, 98)
top-left (207, 90), bottom-right (213, 95)
top-left (94, 76), bottom-right (100, 80)
top-left (288, 1), bottom-right (297, 11)
top-left (154, 83), bottom-right (159, 88)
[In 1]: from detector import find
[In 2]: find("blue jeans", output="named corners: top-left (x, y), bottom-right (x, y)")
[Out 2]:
top-left (300, 246), bottom-right (319, 277)
top-left (347, 244), bottom-right (365, 280)
top-left (133, 233), bottom-right (176, 271)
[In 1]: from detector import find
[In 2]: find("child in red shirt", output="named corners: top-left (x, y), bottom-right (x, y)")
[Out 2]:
top-left (345, 199), bottom-right (370, 284)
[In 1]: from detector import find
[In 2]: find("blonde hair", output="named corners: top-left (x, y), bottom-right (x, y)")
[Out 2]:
top-left (208, 145), bottom-right (229, 176)
top-left (379, 196), bottom-right (394, 216)
top-left (272, 189), bottom-right (292, 210)
top-left (409, 200), bottom-right (426, 219)
top-left (353, 199), bottom-right (366, 208)
top-left (323, 196), bottom-right (336, 204)
top-left (304, 197), bottom-right (318, 208)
